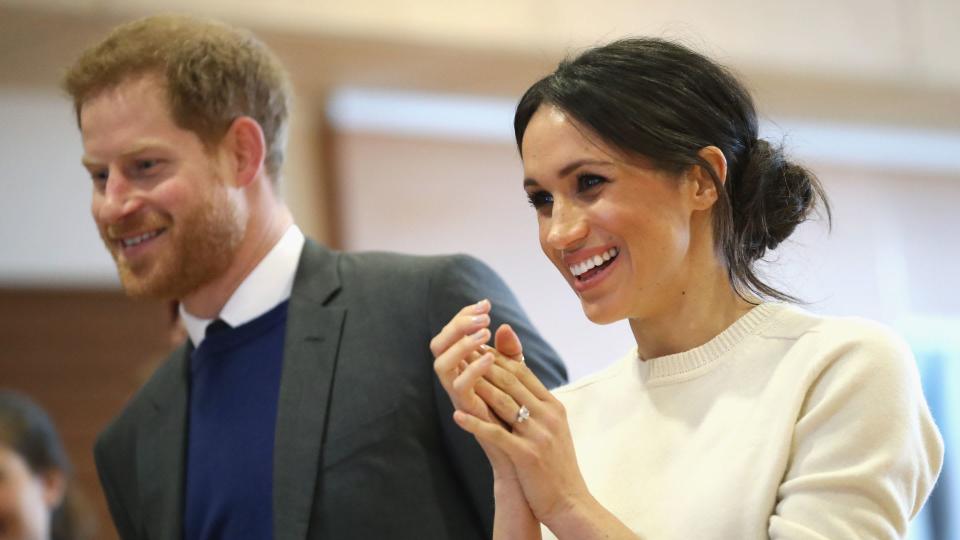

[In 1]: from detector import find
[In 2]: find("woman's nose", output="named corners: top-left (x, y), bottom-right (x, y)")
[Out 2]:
top-left (545, 202), bottom-right (589, 250)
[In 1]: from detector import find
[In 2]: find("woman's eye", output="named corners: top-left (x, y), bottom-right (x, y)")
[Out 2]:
top-left (577, 174), bottom-right (607, 191)
top-left (526, 190), bottom-right (554, 209)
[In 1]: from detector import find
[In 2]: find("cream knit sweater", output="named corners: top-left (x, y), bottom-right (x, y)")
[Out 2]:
top-left (543, 303), bottom-right (943, 540)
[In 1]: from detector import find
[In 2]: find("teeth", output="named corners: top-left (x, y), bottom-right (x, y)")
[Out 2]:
top-left (569, 247), bottom-right (619, 277)
top-left (121, 230), bottom-right (161, 248)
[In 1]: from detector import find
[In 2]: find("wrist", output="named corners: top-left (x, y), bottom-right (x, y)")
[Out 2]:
top-left (493, 476), bottom-right (523, 496)
top-left (540, 492), bottom-right (600, 534)
top-left (541, 492), bottom-right (639, 540)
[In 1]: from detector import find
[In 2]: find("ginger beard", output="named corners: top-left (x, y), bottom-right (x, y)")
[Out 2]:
top-left (99, 170), bottom-right (245, 301)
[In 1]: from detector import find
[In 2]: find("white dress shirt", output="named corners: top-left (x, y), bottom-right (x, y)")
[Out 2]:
top-left (180, 225), bottom-right (306, 347)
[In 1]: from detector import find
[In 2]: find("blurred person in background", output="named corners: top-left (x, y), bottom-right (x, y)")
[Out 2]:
top-left (0, 390), bottom-right (95, 540)
top-left (433, 38), bottom-right (943, 539)
top-left (62, 14), bottom-right (565, 540)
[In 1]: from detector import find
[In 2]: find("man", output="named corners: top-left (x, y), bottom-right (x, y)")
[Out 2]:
top-left (63, 15), bottom-right (566, 539)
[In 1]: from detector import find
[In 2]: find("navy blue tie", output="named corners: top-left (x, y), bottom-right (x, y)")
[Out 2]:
top-left (205, 319), bottom-right (232, 339)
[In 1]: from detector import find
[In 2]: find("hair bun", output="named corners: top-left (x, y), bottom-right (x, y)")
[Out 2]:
top-left (732, 139), bottom-right (822, 262)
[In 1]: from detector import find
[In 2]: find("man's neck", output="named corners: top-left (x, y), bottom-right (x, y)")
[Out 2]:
top-left (181, 205), bottom-right (294, 319)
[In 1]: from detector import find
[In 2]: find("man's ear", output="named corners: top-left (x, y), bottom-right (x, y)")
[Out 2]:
top-left (687, 146), bottom-right (727, 211)
top-left (224, 116), bottom-right (266, 188)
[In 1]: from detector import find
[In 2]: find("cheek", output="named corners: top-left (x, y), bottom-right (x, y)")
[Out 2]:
top-left (150, 175), bottom-right (207, 220)
top-left (90, 194), bottom-right (103, 223)
top-left (537, 218), bottom-right (559, 265)
top-left (537, 218), bottom-right (549, 253)
top-left (0, 476), bottom-right (28, 517)
top-left (0, 481), bottom-right (13, 511)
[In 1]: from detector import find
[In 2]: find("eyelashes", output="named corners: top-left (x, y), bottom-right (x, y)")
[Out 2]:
top-left (526, 190), bottom-right (553, 209)
top-left (525, 173), bottom-right (609, 210)
top-left (577, 174), bottom-right (608, 191)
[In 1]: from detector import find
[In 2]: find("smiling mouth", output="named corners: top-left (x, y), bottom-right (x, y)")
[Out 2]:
top-left (569, 247), bottom-right (619, 281)
top-left (118, 229), bottom-right (166, 250)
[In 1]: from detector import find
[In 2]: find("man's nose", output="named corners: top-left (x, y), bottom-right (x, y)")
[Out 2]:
top-left (95, 171), bottom-right (145, 226)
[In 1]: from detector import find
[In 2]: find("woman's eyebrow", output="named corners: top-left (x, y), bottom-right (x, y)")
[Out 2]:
top-left (558, 159), bottom-right (614, 177)
top-left (524, 159), bottom-right (616, 187)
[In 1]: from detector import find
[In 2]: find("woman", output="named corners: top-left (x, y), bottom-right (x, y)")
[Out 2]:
top-left (431, 38), bottom-right (943, 539)
top-left (0, 391), bottom-right (93, 540)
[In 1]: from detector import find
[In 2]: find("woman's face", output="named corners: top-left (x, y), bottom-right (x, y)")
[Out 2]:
top-left (0, 445), bottom-right (55, 540)
top-left (521, 105), bottom-right (710, 324)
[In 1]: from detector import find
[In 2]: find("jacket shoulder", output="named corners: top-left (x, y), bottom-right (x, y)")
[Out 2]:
top-left (97, 347), bottom-right (186, 454)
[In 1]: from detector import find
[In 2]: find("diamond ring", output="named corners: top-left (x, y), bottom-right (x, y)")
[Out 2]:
top-left (515, 405), bottom-right (530, 424)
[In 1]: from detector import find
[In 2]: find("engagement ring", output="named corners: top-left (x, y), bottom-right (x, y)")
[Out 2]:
top-left (516, 405), bottom-right (530, 424)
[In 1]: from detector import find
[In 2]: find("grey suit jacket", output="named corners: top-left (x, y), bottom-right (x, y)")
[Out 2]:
top-left (94, 240), bottom-right (567, 539)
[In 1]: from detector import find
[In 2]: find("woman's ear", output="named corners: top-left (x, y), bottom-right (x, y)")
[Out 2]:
top-left (224, 116), bottom-right (266, 188)
top-left (41, 469), bottom-right (67, 509)
top-left (687, 146), bottom-right (727, 210)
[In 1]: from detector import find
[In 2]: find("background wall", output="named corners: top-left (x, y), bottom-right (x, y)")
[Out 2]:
top-left (327, 90), bottom-right (960, 379)
top-left (0, 1), bottom-right (956, 538)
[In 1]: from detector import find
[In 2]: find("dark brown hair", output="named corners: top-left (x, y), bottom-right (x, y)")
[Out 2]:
top-left (515, 38), bottom-right (830, 302)
top-left (62, 14), bottom-right (291, 180)
top-left (0, 390), bottom-right (96, 540)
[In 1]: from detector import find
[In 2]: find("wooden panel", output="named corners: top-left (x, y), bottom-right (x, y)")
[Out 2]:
top-left (0, 288), bottom-right (175, 540)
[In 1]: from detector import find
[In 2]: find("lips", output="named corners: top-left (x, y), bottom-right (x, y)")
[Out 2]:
top-left (120, 229), bottom-right (163, 248)
top-left (568, 247), bottom-right (619, 280)
top-left (113, 228), bottom-right (167, 256)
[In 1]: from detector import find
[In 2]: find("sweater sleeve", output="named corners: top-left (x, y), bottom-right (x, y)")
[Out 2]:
top-left (769, 323), bottom-right (944, 539)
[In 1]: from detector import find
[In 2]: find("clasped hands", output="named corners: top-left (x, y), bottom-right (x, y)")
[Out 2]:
top-left (431, 299), bottom-right (591, 527)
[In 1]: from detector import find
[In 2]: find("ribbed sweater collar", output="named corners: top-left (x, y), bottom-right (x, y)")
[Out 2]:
top-left (638, 302), bottom-right (783, 383)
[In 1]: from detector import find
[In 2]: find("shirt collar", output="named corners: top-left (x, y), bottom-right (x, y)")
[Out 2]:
top-left (180, 225), bottom-right (305, 347)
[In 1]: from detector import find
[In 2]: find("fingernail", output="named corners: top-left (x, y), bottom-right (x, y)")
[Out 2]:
top-left (469, 329), bottom-right (489, 342)
top-left (471, 314), bottom-right (490, 325)
top-left (472, 299), bottom-right (490, 313)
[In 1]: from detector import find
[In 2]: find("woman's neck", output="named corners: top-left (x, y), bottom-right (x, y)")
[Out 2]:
top-left (628, 270), bottom-right (757, 361)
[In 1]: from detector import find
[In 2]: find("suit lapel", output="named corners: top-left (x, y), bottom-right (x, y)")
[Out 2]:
top-left (273, 241), bottom-right (344, 539)
top-left (138, 345), bottom-right (190, 540)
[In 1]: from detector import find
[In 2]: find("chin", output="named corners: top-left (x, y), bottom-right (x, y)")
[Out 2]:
top-left (579, 300), bottom-right (626, 326)
top-left (119, 276), bottom-right (171, 300)
top-left (117, 265), bottom-right (183, 300)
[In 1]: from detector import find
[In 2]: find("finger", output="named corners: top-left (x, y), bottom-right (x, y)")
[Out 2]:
top-left (429, 299), bottom-right (491, 357)
top-left (451, 353), bottom-right (494, 396)
top-left (482, 362), bottom-right (544, 418)
top-left (493, 323), bottom-right (524, 362)
top-left (453, 410), bottom-right (527, 457)
top-left (475, 377), bottom-right (527, 429)
top-left (490, 352), bottom-right (553, 402)
top-left (433, 328), bottom-right (491, 391)
top-left (479, 346), bottom-right (553, 403)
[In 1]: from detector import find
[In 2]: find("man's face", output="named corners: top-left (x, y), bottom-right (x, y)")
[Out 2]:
top-left (81, 74), bottom-right (245, 300)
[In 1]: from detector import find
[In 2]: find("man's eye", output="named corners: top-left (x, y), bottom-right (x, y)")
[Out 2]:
top-left (577, 174), bottom-right (607, 191)
top-left (526, 190), bottom-right (553, 209)
top-left (137, 159), bottom-right (158, 172)
top-left (90, 170), bottom-right (108, 183)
